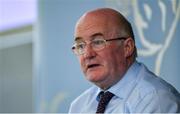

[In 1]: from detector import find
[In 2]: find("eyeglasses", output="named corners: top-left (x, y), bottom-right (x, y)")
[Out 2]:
top-left (72, 36), bottom-right (127, 55)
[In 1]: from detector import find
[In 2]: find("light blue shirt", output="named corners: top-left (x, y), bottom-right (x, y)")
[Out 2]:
top-left (69, 61), bottom-right (180, 113)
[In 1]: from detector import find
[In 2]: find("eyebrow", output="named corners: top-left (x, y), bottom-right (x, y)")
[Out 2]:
top-left (74, 37), bottom-right (82, 41)
top-left (91, 33), bottom-right (104, 38)
top-left (74, 32), bottom-right (104, 41)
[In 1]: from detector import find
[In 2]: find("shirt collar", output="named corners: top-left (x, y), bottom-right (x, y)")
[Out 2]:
top-left (108, 61), bottom-right (141, 99)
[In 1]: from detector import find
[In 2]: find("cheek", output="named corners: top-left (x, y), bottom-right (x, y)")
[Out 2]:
top-left (101, 55), bottom-right (115, 71)
top-left (103, 50), bottom-right (125, 72)
top-left (79, 57), bottom-right (86, 71)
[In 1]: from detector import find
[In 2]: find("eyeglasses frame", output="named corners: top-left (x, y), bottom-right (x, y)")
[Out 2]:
top-left (72, 37), bottom-right (128, 55)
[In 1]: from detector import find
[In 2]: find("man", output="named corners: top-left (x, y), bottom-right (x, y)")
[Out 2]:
top-left (69, 8), bottom-right (180, 113)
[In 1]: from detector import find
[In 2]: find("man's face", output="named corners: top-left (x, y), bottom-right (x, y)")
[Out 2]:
top-left (74, 14), bottom-right (127, 89)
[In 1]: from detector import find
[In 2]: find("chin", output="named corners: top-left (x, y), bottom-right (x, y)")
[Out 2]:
top-left (86, 74), bottom-right (97, 82)
top-left (86, 73), bottom-right (106, 83)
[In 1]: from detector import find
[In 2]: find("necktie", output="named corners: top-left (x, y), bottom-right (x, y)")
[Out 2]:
top-left (96, 91), bottom-right (115, 113)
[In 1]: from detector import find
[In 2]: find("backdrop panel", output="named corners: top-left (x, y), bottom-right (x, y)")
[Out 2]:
top-left (34, 0), bottom-right (180, 112)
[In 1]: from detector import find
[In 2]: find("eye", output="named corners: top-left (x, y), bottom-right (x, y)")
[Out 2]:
top-left (76, 43), bottom-right (85, 50)
top-left (93, 39), bottom-right (105, 45)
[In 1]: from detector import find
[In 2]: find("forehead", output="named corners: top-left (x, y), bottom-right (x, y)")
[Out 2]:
top-left (74, 13), bottom-right (117, 41)
top-left (75, 20), bottom-right (107, 38)
top-left (75, 33), bottom-right (104, 42)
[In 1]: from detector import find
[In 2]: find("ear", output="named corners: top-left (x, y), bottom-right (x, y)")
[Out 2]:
top-left (123, 38), bottom-right (135, 58)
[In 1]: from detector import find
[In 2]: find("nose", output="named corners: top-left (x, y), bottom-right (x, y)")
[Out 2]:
top-left (83, 44), bottom-right (96, 59)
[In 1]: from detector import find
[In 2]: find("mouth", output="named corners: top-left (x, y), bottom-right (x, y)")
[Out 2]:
top-left (87, 64), bottom-right (101, 70)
